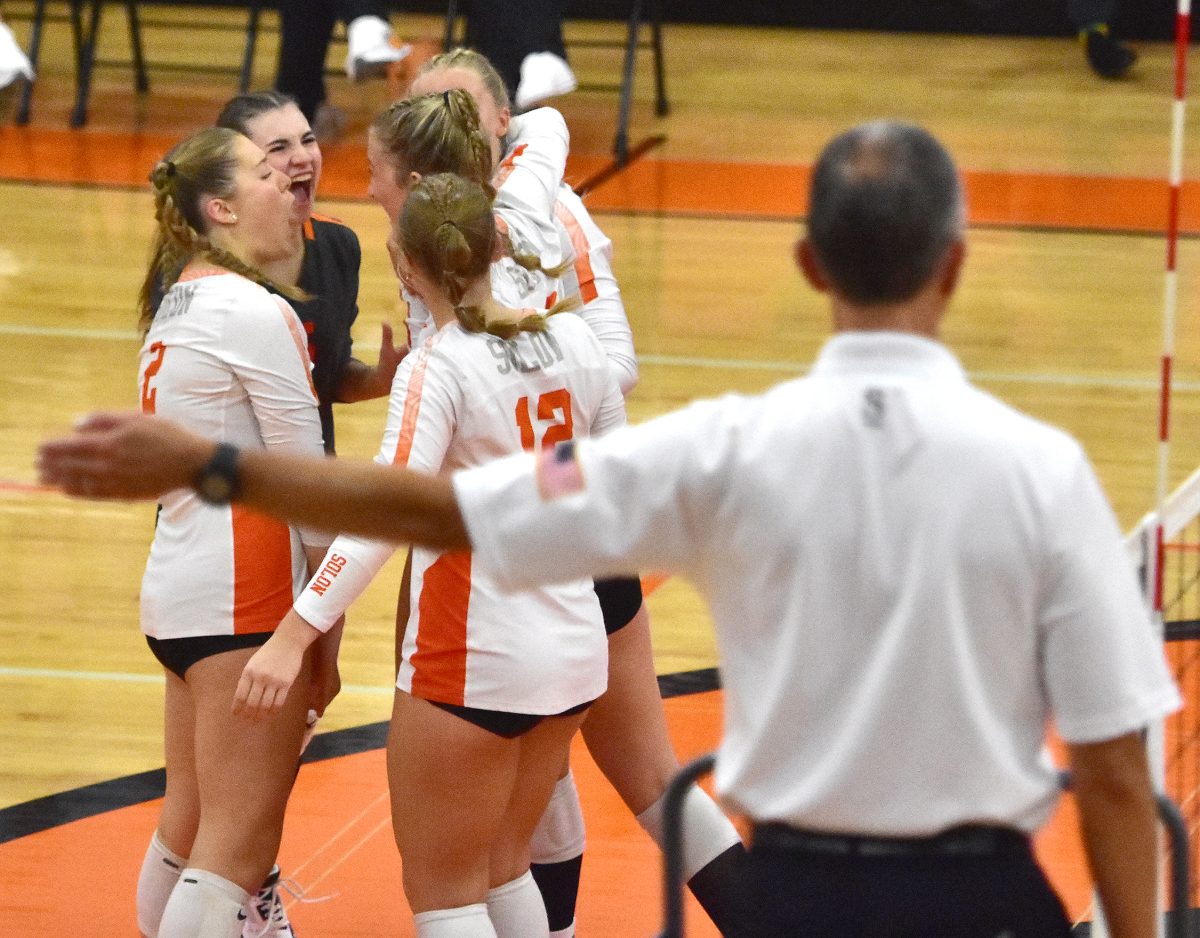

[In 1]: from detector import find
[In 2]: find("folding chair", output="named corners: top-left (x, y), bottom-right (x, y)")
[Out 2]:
top-left (657, 755), bottom-right (1195, 938)
top-left (16, 0), bottom-right (264, 128)
top-left (443, 0), bottom-right (668, 166)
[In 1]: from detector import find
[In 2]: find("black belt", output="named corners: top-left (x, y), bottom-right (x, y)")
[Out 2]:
top-left (752, 823), bottom-right (1030, 859)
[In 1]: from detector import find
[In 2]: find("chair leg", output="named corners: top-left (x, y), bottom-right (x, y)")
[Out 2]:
top-left (239, 0), bottom-right (262, 93)
top-left (125, 0), bottom-right (149, 93)
top-left (15, 0), bottom-right (48, 125)
top-left (650, 0), bottom-right (668, 117)
top-left (614, 0), bottom-right (644, 165)
top-left (444, 0), bottom-right (458, 52)
top-left (70, 0), bottom-right (103, 128)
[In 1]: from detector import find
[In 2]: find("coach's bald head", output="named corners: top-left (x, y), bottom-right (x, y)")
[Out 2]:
top-left (796, 121), bottom-right (966, 334)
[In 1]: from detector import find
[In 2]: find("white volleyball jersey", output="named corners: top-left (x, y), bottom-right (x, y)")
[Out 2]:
top-left (138, 269), bottom-right (328, 640)
top-left (293, 312), bottom-right (624, 713)
top-left (404, 107), bottom-right (567, 352)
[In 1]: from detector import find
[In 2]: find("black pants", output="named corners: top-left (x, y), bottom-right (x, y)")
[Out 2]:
top-left (463, 0), bottom-right (568, 99)
top-left (1067, 0), bottom-right (1117, 30)
top-left (730, 826), bottom-right (1072, 938)
top-left (275, 0), bottom-right (392, 119)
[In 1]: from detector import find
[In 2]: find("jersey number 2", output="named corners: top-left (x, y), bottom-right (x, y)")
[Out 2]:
top-left (141, 342), bottom-right (166, 414)
top-left (515, 389), bottom-right (573, 451)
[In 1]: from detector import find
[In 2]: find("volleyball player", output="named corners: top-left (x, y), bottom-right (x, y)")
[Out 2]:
top-left (238, 171), bottom-right (623, 938)
top-left (145, 90), bottom-right (405, 937)
top-left (216, 90), bottom-right (405, 456)
top-left (408, 48), bottom-right (744, 936)
top-left (128, 128), bottom-right (333, 938)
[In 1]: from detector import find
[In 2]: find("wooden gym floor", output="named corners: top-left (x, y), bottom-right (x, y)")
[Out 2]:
top-left (1, 4), bottom-right (1198, 933)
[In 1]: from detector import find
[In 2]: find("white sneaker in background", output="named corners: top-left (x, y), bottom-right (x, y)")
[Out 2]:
top-left (345, 15), bottom-right (410, 82)
top-left (0, 21), bottom-right (34, 91)
top-left (514, 51), bottom-right (577, 111)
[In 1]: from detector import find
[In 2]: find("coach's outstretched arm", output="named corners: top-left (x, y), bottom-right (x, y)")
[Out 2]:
top-left (37, 411), bottom-right (471, 551)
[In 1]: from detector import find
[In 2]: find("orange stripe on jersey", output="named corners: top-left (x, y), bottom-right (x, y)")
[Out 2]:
top-left (554, 201), bottom-right (598, 304)
top-left (231, 504), bottom-right (295, 634)
top-left (309, 211), bottom-right (346, 227)
top-left (492, 143), bottom-right (528, 189)
top-left (274, 300), bottom-right (319, 403)
top-left (303, 218), bottom-right (315, 240)
top-left (390, 346), bottom-right (433, 466)
top-left (410, 550), bottom-right (472, 705)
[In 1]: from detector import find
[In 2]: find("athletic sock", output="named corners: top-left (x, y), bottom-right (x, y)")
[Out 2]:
top-left (486, 870), bottom-right (549, 938)
top-left (637, 785), bottom-right (746, 932)
top-left (136, 830), bottom-right (187, 937)
top-left (683, 842), bottom-right (747, 932)
top-left (530, 856), bottom-right (581, 937)
top-left (414, 904), bottom-right (498, 938)
top-left (529, 770), bottom-right (585, 935)
top-left (156, 868), bottom-right (249, 938)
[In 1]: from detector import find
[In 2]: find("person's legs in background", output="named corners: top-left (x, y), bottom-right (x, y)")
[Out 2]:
top-left (464, 1), bottom-right (574, 111)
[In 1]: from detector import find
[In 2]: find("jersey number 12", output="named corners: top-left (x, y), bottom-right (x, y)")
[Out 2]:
top-left (515, 389), bottom-right (573, 451)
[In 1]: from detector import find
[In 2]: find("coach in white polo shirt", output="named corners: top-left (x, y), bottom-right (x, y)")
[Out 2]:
top-left (41, 121), bottom-right (1180, 938)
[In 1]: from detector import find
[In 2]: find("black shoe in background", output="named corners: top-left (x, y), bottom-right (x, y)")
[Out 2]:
top-left (1083, 26), bottom-right (1137, 79)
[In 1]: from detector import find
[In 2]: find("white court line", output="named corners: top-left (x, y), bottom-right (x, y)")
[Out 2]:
top-left (2, 321), bottom-right (1198, 392)
top-left (289, 791), bottom-right (391, 880)
top-left (0, 665), bottom-right (392, 696)
top-left (288, 815), bottom-right (394, 910)
top-left (0, 324), bottom-right (140, 341)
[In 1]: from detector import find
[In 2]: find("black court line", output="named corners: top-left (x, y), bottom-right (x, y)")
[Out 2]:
top-left (1166, 619), bottom-right (1200, 642)
top-left (570, 134), bottom-right (668, 197)
top-left (0, 667), bottom-right (722, 845)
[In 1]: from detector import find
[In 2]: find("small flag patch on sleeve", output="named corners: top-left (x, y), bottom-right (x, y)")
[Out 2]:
top-left (536, 440), bottom-right (585, 500)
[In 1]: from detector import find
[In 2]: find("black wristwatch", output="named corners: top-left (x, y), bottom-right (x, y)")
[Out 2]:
top-left (193, 442), bottom-right (241, 505)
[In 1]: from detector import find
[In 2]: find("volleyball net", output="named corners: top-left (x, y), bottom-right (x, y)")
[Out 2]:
top-left (1127, 466), bottom-right (1200, 913)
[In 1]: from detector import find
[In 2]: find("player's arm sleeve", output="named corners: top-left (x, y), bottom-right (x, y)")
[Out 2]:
top-left (556, 199), bottom-right (639, 394)
top-left (495, 108), bottom-right (569, 266)
top-left (292, 533), bottom-right (395, 632)
top-left (226, 294), bottom-right (331, 549)
top-left (1039, 450), bottom-right (1182, 742)
top-left (293, 350), bottom-right (458, 630)
top-left (453, 398), bottom-right (732, 588)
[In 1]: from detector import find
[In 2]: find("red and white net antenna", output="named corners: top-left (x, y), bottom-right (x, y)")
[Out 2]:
top-left (1156, 0), bottom-right (1192, 619)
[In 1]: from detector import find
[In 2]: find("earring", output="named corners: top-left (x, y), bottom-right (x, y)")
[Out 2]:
top-left (229, 213), bottom-right (238, 223)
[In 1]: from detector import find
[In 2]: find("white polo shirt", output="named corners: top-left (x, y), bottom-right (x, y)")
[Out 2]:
top-left (454, 330), bottom-right (1181, 835)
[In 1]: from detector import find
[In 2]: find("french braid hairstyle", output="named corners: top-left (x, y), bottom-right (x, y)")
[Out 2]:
top-left (372, 89), bottom-right (566, 277)
top-left (399, 173), bottom-right (576, 340)
top-left (137, 127), bottom-right (303, 331)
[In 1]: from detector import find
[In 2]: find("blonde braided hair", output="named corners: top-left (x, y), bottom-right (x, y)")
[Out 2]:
top-left (400, 173), bottom-right (577, 339)
top-left (137, 127), bottom-right (304, 331)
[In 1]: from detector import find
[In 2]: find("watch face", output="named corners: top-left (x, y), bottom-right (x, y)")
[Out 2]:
top-left (198, 472), bottom-right (234, 504)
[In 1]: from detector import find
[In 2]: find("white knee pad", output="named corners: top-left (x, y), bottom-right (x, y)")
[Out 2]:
top-left (156, 868), bottom-right (248, 938)
top-left (486, 871), bottom-right (548, 938)
top-left (530, 771), bottom-right (586, 864)
top-left (413, 903), bottom-right (497, 938)
top-left (136, 830), bottom-right (186, 937)
top-left (637, 785), bottom-right (742, 881)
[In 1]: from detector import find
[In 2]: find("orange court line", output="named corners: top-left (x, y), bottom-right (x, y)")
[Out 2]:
top-left (2, 125), bottom-right (1195, 233)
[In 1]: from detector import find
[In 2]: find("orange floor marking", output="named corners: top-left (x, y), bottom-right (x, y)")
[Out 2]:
top-left (2, 124), bottom-right (1196, 234)
top-left (0, 693), bottom-right (726, 937)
